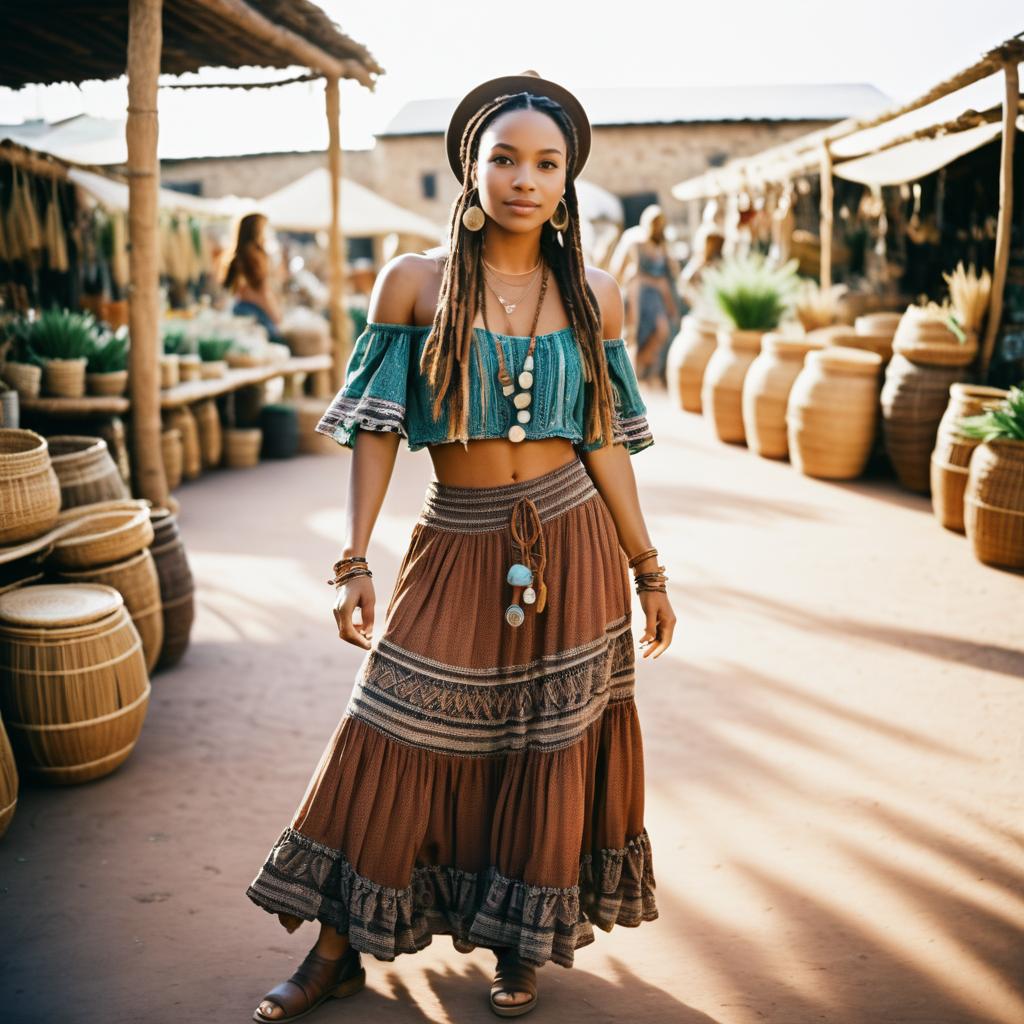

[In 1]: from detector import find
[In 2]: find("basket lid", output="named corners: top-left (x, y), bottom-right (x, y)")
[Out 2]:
top-left (0, 583), bottom-right (124, 627)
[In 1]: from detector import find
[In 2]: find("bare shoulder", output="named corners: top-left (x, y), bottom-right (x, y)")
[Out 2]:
top-left (367, 252), bottom-right (445, 326)
top-left (585, 265), bottom-right (624, 340)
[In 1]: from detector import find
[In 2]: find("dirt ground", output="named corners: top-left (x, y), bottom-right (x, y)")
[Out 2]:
top-left (1, 385), bottom-right (1022, 1024)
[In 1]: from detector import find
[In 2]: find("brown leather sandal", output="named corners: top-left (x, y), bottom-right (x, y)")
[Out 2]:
top-left (489, 947), bottom-right (539, 1017)
top-left (253, 944), bottom-right (366, 1023)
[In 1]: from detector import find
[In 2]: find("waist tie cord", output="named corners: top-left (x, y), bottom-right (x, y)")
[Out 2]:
top-left (505, 496), bottom-right (548, 627)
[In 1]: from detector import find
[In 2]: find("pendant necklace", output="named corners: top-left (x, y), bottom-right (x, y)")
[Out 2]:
top-left (482, 254), bottom-right (542, 315)
top-left (482, 262), bottom-right (541, 315)
top-left (480, 259), bottom-right (550, 443)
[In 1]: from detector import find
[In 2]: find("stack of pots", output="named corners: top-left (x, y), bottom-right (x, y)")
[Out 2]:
top-left (0, 583), bottom-right (150, 785)
top-left (665, 315), bottom-right (720, 413)
top-left (930, 385), bottom-right (1009, 532)
top-left (741, 333), bottom-right (826, 459)
top-left (880, 307), bottom-right (977, 493)
top-left (47, 436), bottom-right (129, 509)
top-left (702, 328), bottom-right (764, 444)
top-left (787, 347), bottom-right (884, 479)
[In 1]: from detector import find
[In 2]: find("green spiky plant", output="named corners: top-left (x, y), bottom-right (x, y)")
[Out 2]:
top-left (197, 337), bottom-right (234, 362)
top-left (162, 330), bottom-right (187, 355)
top-left (87, 328), bottom-right (130, 374)
top-left (702, 253), bottom-right (800, 331)
top-left (957, 385), bottom-right (1024, 441)
top-left (14, 307), bottom-right (100, 361)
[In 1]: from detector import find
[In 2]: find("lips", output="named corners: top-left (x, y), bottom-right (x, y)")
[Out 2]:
top-left (505, 200), bottom-right (540, 210)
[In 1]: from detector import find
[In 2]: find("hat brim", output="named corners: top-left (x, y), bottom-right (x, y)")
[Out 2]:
top-left (445, 74), bottom-right (591, 184)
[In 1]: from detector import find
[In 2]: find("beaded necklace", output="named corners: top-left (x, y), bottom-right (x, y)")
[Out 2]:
top-left (480, 260), bottom-right (550, 443)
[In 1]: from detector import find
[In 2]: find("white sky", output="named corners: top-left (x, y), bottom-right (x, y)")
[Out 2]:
top-left (0, 0), bottom-right (1020, 157)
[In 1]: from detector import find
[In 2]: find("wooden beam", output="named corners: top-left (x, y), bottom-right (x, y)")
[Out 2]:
top-left (979, 59), bottom-right (1019, 383)
top-left (189, 0), bottom-right (377, 88)
top-left (325, 75), bottom-right (349, 392)
top-left (819, 143), bottom-right (834, 289)
top-left (126, 0), bottom-right (169, 507)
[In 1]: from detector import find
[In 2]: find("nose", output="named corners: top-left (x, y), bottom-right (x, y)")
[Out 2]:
top-left (511, 167), bottom-right (536, 191)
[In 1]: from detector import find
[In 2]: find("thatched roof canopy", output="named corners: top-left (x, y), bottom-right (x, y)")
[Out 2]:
top-left (0, 0), bottom-right (383, 89)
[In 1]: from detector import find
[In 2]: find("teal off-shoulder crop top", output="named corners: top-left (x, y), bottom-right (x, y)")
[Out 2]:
top-left (314, 321), bottom-right (654, 455)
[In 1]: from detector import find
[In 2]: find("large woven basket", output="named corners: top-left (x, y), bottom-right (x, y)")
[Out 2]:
top-left (150, 508), bottom-right (195, 671)
top-left (0, 583), bottom-right (150, 785)
top-left (666, 316), bottom-right (719, 413)
top-left (42, 357), bottom-right (87, 398)
top-left (741, 333), bottom-right (825, 459)
top-left (282, 322), bottom-right (331, 357)
top-left (964, 439), bottom-right (1024, 570)
top-left (57, 550), bottom-right (164, 674)
top-left (893, 307), bottom-right (978, 367)
top-left (48, 435), bottom-right (129, 509)
top-left (165, 407), bottom-right (201, 480)
top-left (930, 385), bottom-right (1009, 533)
top-left (2, 362), bottom-right (42, 400)
top-left (296, 398), bottom-right (341, 455)
top-left (86, 370), bottom-right (129, 397)
top-left (0, 713), bottom-right (17, 837)
top-left (0, 429), bottom-right (62, 546)
top-left (178, 355), bottom-right (201, 383)
top-left (701, 329), bottom-right (764, 444)
top-left (48, 508), bottom-right (154, 570)
top-left (161, 428), bottom-right (183, 490)
top-left (787, 347), bottom-right (883, 479)
top-left (880, 354), bottom-right (975, 493)
top-left (193, 399), bottom-right (223, 469)
top-left (224, 427), bottom-right (262, 468)
top-left (160, 355), bottom-right (180, 390)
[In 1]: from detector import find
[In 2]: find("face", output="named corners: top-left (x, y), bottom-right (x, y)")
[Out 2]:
top-left (473, 107), bottom-right (568, 233)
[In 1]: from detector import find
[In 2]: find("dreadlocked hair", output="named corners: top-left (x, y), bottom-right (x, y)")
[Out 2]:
top-left (419, 91), bottom-right (618, 451)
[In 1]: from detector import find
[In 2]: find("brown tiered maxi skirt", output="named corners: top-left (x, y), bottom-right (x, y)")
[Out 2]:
top-left (246, 456), bottom-right (658, 968)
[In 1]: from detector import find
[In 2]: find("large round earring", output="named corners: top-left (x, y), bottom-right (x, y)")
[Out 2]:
top-left (549, 197), bottom-right (569, 231)
top-left (462, 202), bottom-right (485, 231)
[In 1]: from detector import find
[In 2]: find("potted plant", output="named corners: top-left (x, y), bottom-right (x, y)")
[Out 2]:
top-left (1, 318), bottom-right (44, 399)
top-left (20, 307), bottom-right (99, 398)
top-left (700, 253), bottom-right (798, 443)
top-left (161, 330), bottom-right (186, 388)
top-left (957, 385), bottom-right (1024, 570)
top-left (86, 327), bottom-right (130, 396)
top-left (197, 337), bottom-right (233, 379)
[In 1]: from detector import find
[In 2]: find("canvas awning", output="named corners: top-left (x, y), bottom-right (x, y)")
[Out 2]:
top-left (257, 168), bottom-right (444, 239)
top-left (68, 166), bottom-right (247, 218)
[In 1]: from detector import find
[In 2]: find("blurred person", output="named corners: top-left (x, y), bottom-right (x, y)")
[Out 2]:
top-left (610, 204), bottom-right (682, 382)
top-left (678, 222), bottom-right (725, 309)
top-left (221, 212), bottom-right (285, 341)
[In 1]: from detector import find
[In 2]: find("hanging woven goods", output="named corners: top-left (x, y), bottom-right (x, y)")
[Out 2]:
top-left (506, 496), bottom-right (548, 626)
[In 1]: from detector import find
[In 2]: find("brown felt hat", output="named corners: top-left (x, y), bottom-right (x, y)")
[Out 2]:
top-left (445, 69), bottom-right (591, 184)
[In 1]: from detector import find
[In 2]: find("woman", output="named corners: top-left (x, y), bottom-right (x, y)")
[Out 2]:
top-left (222, 212), bottom-right (285, 342)
top-left (247, 70), bottom-right (676, 1022)
top-left (611, 204), bottom-right (682, 382)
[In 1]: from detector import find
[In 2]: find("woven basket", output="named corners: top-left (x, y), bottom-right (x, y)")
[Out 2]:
top-left (741, 334), bottom-right (825, 459)
top-left (0, 429), bottom-right (62, 546)
top-left (964, 439), bottom-right (1024, 570)
top-left (160, 355), bottom-right (180, 390)
top-left (296, 397), bottom-right (342, 455)
top-left (97, 418), bottom-right (132, 487)
top-left (199, 360), bottom-right (227, 380)
top-left (701, 329), bottom-right (764, 444)
top-left (226, 351), bottom-right (266, 368)
top-left (58, 499), bottom-right (151, 523)
top-left (86, 370), bottom-right (128, 397)
top-left (43, 357), bottom-right (88, 398)
top-left (48, 435), bottom-right (129, 509)
top-left (787, 347), bottom-right (883, 479)
top-left (666, 316), bottom-right (719, 413)
top-left (0, 713), bottom-right (17, 836)
top-left (893, 307), bottom-right (978, 367)
top-left (1, 390), bottom-right (19, 429)
top-left (57, 550), bottom-right (164, 673)
top-left (2, 362), bottom-right (42, 400)
top-left (193, 399), bottom-right (223, 469)
top-left (150, 508), bottom-right (195, 671)
top-left (855, 312), bottom-right (903, 337)
top-left (165, 407), bottom-right (201, 479)
top-left (880, 354), bottom-right (975, 494)
top-left (0, 583), bottom-right (150, 785)
top-left (282, 323), bottom-right (331, 357)
top-left (48, 508), bottom-right (154, 570)
top-left (178, 355), bottom-right (202, 383)
top-left (224, 427), bottom-right (262, 468)
top-left (930, 385), bottom-right (1009, 533)
top-left (161, 428), bottom-right (183, 490)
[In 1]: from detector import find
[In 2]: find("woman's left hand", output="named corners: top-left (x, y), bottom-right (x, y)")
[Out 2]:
top-left (637, 590), bottom-right (676, 658)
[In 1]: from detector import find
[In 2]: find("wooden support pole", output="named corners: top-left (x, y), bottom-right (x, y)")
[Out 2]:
top-left (978, 59), bottom-right (1019, 383)
top-left (126, 0), bottom-right (168, 507)
top-left (325, 75), bottom-right (349, 391)
top-left (819, 143), bottom-right (834, 289)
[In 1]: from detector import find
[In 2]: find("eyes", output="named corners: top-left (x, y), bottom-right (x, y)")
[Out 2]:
top-left (491, 154), bottom-right (560, 170)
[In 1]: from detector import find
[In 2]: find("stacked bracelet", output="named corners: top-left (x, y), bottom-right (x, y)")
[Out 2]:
top-left (627, 547), bottom-right (659, 569)
top-left (327, 555), bottom-right (373, 587)
top-left (627, 546), bottom-right (668, 594)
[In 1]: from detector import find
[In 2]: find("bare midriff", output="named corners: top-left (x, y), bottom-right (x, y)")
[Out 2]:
top-left (427, 435), bottom-right (579, 488)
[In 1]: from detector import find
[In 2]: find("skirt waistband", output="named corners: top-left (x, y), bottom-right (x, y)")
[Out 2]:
top-left (418, 456), bottom-right (597, 534)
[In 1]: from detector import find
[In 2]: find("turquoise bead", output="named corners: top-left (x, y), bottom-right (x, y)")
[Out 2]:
top-left (506, 563), bottom-right (533, 586)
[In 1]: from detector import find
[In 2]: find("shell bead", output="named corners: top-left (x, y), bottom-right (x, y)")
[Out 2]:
top-left (513, 392), bottom-right (532, 410)
top-left (505, 604), bottom-right (525, 627)
top-left (517, 409), bottom-right (531, 424)
top-left (524, 355), bottom-right (534, 371)
top-left (522, 586), bottom-right (536, 605)
top-left (507, 424), bottom-right (526, 442)
top-left (502, 383), bottom-right (516, 397)
top-left (518, 371), bottom-right (534, 389)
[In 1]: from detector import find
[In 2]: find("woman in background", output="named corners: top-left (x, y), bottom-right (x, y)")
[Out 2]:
top-left (222, 212), bottom-right (285, 342)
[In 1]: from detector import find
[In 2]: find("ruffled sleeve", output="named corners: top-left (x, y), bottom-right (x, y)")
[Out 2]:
top-left (315, 323), bottom-right (413, 448)
top-left (576, 338), bottom-right (654, 455)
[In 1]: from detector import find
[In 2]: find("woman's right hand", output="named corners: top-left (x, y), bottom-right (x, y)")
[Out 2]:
top-left (333, 576), bottom-right (375, 649)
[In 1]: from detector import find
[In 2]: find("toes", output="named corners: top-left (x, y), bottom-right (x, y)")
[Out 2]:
top-left (258, 1001), bottom-right (282, 1019)
top-left (494, 991), bottom-right (530, 1005)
